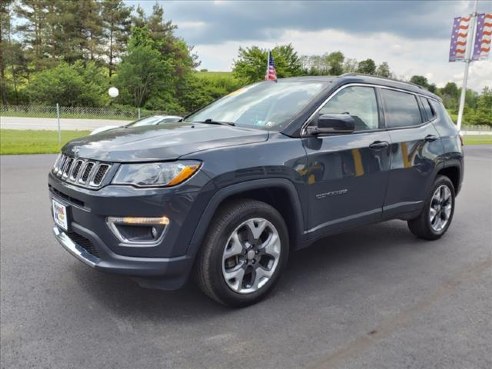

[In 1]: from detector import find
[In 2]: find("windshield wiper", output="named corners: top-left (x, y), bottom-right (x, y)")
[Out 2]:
top-left (195, 118), bottom-right (235, 127)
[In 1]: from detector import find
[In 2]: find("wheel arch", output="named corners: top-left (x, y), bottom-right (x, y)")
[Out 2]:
top-left (187, 179), bottom-right (305, 259)
top-left (437, 164), bottom-right (462, 195)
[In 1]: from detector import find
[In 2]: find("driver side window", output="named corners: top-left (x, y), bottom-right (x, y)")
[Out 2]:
top-left (318, 86), bottom-right (379, 131)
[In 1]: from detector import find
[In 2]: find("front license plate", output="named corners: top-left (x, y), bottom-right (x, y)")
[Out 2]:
top-left (52, 199), bottom-right (68, 231)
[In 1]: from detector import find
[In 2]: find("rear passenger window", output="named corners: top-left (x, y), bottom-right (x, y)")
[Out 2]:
top-left (380, 89), bottom-right (422, 128)
top-left (419, 97), bottom-right (436, 121)
top-left (318, 86), bottom-right (379, 131)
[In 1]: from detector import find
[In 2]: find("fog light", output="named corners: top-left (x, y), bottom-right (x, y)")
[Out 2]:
top-left (106, 216), bottom-right (169, 246)
top-left (109, 216), bottom-right (169, 225)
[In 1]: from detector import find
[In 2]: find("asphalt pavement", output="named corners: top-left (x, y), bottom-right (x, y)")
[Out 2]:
top-left (1, 146), bottom-right (491, 369)
top-left (0, 116), bottom-right (131, 130)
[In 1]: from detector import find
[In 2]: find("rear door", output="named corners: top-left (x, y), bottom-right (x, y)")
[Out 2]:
top-left (379, 88), bottom-right (442, 218)
top-left (303, 85), bottom-right (391, 234)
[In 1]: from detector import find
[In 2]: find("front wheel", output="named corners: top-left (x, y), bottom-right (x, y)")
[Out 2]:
top-left (408, 175), bottom-right (455, 240)
top-left (195, 199), bottom-right (289, 307)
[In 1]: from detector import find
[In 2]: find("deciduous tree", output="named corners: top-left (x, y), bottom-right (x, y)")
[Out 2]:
top-left (357, 58), bottom-right (376, 75)
top-left (114, 27), bottom-right (173, 108)
top-left (233, 44), bottom-right (303, 83)
top-left (29, 61), bottom-right (108, 106)
top-left (376, 62), bottom-right (392, 78)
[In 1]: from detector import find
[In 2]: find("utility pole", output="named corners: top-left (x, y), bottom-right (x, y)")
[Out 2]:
top-left (456, 0), bottom-right (479, 131)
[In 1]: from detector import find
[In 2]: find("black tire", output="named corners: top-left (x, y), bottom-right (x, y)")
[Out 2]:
top-left (408, 175), bottom-right (455, 240)
top-left (195, 199), bottom-right (289, 307)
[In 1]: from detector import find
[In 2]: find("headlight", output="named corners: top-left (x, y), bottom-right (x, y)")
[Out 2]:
top-left (112, 161), bottom-right (201, 187)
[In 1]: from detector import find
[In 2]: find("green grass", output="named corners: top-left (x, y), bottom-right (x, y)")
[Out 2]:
top-left (0, 129), bottom-right (90, 155)
top-left (462, 135), bottom-right (492, 145)
top-left (196, 71), bottom-right (234, 79)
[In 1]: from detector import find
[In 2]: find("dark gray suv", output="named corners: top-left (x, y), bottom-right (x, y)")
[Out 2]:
top-left (49, 74), bottom-right (464, 306)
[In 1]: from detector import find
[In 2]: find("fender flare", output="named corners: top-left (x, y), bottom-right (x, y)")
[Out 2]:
top-left (186, 178), bottom-right (305, 259)
top-left (440, 157), bottom-right (464, 195)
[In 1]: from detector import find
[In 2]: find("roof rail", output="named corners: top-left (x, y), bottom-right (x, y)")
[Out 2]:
top-left (339, 73), bottom-right (424, 90)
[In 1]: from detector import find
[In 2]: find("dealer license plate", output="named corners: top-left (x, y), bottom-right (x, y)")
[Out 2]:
top-left (52, 199), bottom-right (68, 231)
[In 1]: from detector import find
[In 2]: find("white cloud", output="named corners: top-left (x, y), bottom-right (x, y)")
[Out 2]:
top-left (451, 62), bottom-right (492, 91)
top-left (127, 0), bottom-right (492, 90)
top-left (179, 21), bottom-right (207, 29)
top-left (195, 28), bottom-right (492, 91)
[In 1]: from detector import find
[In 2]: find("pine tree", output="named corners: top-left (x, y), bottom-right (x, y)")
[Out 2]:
top-left (101, 0), bottom-right (132, 77)
top-left (133, 4), bottom-right (198, 77)
top-left (56, 0), bottom-right (103, 63)
top-left (0, 0), bottom-right (13, 104)
top-left (79, 0), bottom-right (104, 61)
top-left (15, 0), bottom-right (51, 70)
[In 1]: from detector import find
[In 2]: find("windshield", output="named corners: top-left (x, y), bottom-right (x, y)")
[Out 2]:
top-left (185, 81), bottom-right (327, 130)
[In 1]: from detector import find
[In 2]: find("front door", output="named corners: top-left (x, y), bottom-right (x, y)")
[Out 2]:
top-left (303, 85), bottom-right (391, 234)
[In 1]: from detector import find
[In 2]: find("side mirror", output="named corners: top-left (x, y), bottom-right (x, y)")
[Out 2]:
top-left (306, 114), bottom-right (355, 135)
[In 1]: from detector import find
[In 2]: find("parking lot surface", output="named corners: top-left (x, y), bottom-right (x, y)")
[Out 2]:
top-left (0, 116), bottom-right (130, 130)
top-left (1, 146), bottom-right (491, 369)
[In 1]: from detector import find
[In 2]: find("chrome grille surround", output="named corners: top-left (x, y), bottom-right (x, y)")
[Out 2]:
top-left (53, 154), bottom-right (112, 189)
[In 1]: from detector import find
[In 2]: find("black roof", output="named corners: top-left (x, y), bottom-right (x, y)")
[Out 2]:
top-left (276, 74), bottom-right (440, 100)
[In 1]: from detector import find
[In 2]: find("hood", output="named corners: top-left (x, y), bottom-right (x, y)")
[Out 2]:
top-left (63, 122), bottom-right (269, 162)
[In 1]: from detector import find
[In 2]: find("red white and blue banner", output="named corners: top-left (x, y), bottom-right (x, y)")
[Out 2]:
top-left (265, 51), bottom-right (277, 81)
top-left (472, 13), bottom-right (492, 60)
top-left (449, 16), bottom-right (471, 62)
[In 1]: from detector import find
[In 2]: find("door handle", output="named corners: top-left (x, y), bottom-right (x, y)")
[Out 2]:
top-left (424, 134), bottom-right (438, 142)
top-left (369, 141), bottom-right (389, 150)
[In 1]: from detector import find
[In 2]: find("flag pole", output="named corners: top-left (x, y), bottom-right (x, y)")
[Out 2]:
top-left (265, 50), bottom-right (270, 80)
top-left (456, 0), bottom-right (479, 131)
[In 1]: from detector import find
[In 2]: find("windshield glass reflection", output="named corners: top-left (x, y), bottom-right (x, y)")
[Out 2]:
top-left (185, 81), bottom-right (327, 131)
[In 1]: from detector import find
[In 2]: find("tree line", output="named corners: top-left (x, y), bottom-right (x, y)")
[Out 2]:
top-left (0, 0), bottom-right (234, 113)
top-left (233, 45), bottom-right (491, 126)
top-left (1, 1), bottom-right (490, 125)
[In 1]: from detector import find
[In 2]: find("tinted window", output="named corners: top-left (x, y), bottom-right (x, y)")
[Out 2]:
top-left (318, 86), bottom-right (379, 131)
top-left (381, 89), bottom-right (422, 128)
top-left (429, 99), bottom-right (456, 127)
top-left (419, 97), bottom-right (436, 121)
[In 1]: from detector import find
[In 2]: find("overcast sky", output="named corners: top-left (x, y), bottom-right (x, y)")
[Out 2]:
top-left (128, 0), bottom-right (492, 91)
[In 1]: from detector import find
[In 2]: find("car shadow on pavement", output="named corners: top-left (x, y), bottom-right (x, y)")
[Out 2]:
top-left (72, 219), bottom-right (429, 319)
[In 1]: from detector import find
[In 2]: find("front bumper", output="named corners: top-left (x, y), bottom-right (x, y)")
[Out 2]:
top-left (48, 169), bottom-right (214, 290)
top-left (53, 226), bottom-right (193, 289)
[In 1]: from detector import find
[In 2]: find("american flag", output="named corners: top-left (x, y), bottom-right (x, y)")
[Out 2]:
top-left (265, 51), bottom-right (277, 81)
top-left (449, 16), bottom-right (471, 62)
top-left (472, 13), bottom-right (492, 60)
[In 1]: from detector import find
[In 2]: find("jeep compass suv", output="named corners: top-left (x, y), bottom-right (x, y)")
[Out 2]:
top-left (49, 74), bottom-right (464, 306)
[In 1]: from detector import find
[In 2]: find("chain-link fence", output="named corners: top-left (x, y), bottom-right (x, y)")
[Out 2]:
top-left (1, 104), bottom-right (172, 120)
top-left (1, 104), bottom-right (183, 148)
top-left (2, 104), bottom-right (490, 135)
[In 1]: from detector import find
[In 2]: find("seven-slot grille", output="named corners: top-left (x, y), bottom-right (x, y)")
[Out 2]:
top-left (53, 154), bottom-right (111, 188)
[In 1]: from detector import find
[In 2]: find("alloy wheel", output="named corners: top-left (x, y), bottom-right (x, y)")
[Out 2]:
top-left (221, 218), bottom-right (281, 294)
top-left (429, 184), bottom-right (453, 232)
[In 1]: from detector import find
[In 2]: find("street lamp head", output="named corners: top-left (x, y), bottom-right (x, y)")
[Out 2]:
top-left (108, 87), bottom-right (119, 98)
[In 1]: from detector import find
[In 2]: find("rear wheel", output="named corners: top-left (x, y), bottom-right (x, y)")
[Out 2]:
top-left (408, 175), bottom-right (455, 240)
top-left (195, 199), bottom-right (289, 307)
